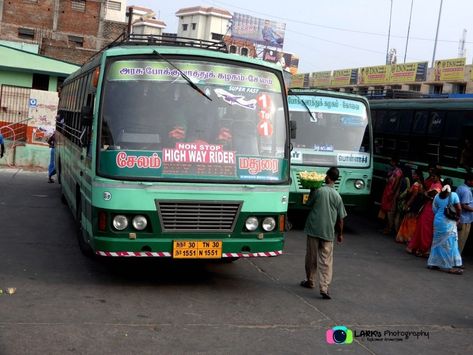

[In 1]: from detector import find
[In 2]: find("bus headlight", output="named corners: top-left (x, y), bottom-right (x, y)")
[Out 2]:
top-left (113, 215), bottom-right (128, 231)
top-left (262, 217), bottom-right (276, 232)
top-left (354, 179), bottom-right (365, 189)
top-left (245, 217), bottom-right (259, 231)
top-left (132, 215), bottom-right (148, 231)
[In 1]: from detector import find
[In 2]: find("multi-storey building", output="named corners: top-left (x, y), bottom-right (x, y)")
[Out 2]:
top-left (0, 0), bottom-right (127, 65)
top-left (175, 6), bottom-right (231, 42)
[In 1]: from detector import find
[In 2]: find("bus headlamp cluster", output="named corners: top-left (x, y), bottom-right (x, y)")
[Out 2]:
top-left (112, 215), bottom-right (148, 231)
top-left (245, 216), bottom-right (276, 232)
top-left (354, 179), bottom-right (365, 190)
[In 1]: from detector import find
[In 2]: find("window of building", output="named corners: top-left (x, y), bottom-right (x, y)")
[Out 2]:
top-left (211, 33), bottom-right (223, 41)
top-left (192, 23), bottom-right (197, 30)
top-left (182, 24), bottom-right (188, 31)
top-left (32, 73), bottom-right (49, 91)
top-left (106, 1), bottom-right (121, 11)
top-left (409, 84), bottom-right (421, 91)
top-left (430, 85), bottom-right (443, 95)
top-left (68, 35), bottom-right (84, 47)
top-left (18, 28), bottom-right (35, 40)
top-left (72, 0), bottom-right (86, 12)
top-left (241, 47), bottom-right (249, 56)
top-left (452, 83), bottom-right (466, 94)
top-left (229, 45), bottom-right (237, 53)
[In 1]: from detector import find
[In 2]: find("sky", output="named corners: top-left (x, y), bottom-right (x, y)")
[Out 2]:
top-left (130, 0), bottom-right (473, 73)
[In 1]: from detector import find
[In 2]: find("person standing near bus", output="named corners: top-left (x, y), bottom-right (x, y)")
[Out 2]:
top-left (379, 155), bottom-right (403, 235)
top-left (0, 133), bottom-right (5, 159)
top-left (406, 169), bottom-right (442, 257)
top-left (428, 183), bottom-right (463, 274)
top-left (456, 172), bottom-right (473, 255)
top-left (47, 132), bottom-right (56, 183)
top-left (300, 167), bottom-right (347, 300)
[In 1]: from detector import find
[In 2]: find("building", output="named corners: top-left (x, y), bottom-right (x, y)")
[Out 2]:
top-left (0, 0), bottom-right (127, 65)
top-left (0, 43), bottom-right (78, 168)
top-left (175, 6), bottom-right (231, 42)
top-left (292, 58), bottom-right (473, 97)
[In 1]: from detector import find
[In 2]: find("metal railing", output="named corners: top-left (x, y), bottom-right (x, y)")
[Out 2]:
top-left (0, 117), bottom-right (34, 167)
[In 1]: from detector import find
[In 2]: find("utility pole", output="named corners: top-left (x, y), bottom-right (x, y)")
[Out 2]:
top-left (385, 0), bottom-right (393, 64)
top-left (403, 0), bottom-right (414, 63)
top-left (431, 0), bottom-right (443, 66)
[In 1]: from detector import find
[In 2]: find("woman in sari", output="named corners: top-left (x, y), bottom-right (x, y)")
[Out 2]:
top-left (396, 169), bottom-right (424, 243)
top-left (379, 156), bottom-right (403, 235)
top-left (406, 169), bottom-right (442, 257)
top-left (427, 184), bottom-right (463, 274)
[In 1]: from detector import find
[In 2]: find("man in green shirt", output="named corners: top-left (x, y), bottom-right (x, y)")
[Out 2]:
top-left (300, 167), bottom-right (347, 299)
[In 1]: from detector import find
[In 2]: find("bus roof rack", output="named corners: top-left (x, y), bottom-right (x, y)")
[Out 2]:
top-left (107, 33), bottom-right (228, 53)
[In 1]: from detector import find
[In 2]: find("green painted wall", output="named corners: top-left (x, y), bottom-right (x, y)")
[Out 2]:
top-left (48, 76), bottom-right (58, 92)
top-left (0, 143), bottom-right (50, 169)
top-left (0, 70), bottom-right (32, 87)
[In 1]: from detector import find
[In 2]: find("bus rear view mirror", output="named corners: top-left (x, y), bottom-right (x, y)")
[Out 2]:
top-left (290, 120), bottom-right (297, 139)
top-left (81, 106), bottom-right (93, 127)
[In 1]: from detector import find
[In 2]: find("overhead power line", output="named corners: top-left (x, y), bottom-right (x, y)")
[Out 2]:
top-left (207, 0), bottom-right (473, 45)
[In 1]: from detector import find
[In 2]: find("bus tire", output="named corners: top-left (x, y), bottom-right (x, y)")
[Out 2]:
top-left (76, 197), bottom-right (94, 258)
top-left (57, 158), bottom-right (62, 185)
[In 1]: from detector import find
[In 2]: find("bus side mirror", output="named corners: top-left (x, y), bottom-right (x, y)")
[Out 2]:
top-left (81, 106), bottom-right (93, 127)
top-left (290, 120), bottom-right (297, 139)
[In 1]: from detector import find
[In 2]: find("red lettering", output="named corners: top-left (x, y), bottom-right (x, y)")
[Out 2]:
top-left (115, 152), bottom-right (162, 169)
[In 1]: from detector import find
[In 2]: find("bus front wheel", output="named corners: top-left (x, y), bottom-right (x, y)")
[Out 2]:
top-left (76, 198), bottom-right (94, 258)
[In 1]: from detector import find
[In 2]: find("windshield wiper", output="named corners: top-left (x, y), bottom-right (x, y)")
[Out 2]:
top-left (288, 89), bottom-right (316, 122)
top-left (152, 49), bottom-right (212, 101)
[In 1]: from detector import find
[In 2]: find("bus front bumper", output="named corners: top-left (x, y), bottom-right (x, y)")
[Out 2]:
top-left (92, 236), bottom-right (284, 258)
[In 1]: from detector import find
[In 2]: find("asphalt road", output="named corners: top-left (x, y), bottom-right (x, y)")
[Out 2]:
top-left (0, 168), bottom-right (472, 355)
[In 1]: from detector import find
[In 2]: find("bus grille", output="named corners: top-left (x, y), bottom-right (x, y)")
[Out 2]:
top-left (156, 201), bottom-right (242, 232)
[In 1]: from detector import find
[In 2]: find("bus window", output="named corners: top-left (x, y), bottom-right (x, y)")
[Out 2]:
top-left (398, 110), bottom-right (413, 135)
top-left (427, 111), bottom-right (445, 137)
top-left (411, 111), bottom-right (428, 135)
top-left (382, 110), bottom-right (400, 134)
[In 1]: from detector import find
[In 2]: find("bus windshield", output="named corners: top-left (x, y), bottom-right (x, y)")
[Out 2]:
top-left (288, 95), bottom-right (370, 168)
top-left (98, 58), bottom-right (287, 182)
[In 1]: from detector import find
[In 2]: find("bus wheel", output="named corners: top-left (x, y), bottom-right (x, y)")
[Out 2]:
top-left (76, 199), bottom-right (94, 258)
top-left (60, 178), bottom-right (67, 205)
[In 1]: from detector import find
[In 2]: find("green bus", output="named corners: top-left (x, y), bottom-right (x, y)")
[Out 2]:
top-left (56, 34), bottom-right (292, 260)
top-left (287, 89), bottom-right (373, 211)
top-left (370, 98), bottom-right (473, 203)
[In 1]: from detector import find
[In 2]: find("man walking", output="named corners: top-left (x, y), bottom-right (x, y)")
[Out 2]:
top-left (300, 167), bottom-right (347, 299)
top-left (456, 172), bottom-right (473, 254)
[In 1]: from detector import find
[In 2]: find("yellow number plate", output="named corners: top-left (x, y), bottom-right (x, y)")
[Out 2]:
top-left (173, 240), bottom-right (222, 259)
top-left (302, 194), bottom-right (309, 204)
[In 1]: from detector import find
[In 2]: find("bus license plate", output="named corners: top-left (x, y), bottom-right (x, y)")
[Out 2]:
top-left (302, 194), bottom-right (309, 204)
top-left (173, 240), bottom-right (222, 259)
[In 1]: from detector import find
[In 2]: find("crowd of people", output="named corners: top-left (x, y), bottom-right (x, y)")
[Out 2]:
top-left (379, 156), bottom-right (472, 275)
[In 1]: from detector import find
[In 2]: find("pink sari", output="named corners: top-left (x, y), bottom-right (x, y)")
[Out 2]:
top-left (406, 181), bottom-right (442, 256)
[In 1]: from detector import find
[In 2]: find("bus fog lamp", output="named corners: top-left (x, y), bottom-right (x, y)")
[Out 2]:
top-left (132, 215), bottom-right (148, 230)
top-left (113, 215), bottom-right (128, 230)
top-left (354, 179), bottom-right (365, 189)
top-left (245, 217), bottom-right (259, 231)
top-left (262, 217), bottom-right (276, 231)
